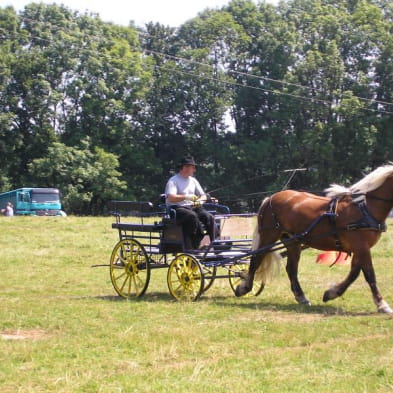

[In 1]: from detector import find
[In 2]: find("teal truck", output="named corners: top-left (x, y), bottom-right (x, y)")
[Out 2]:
top-left (0, 188), bottom-right (64, 216)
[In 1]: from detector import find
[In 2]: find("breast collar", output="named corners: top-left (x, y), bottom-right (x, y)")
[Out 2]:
top-left (345, 200), bottom-right (387, 232)
top-left (324, 197), bottom-right (386, 253)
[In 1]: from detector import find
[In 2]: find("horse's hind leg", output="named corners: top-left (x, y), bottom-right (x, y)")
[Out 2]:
top-left (235, 228), bottom-right (281, 297)
top-left (285, 244), bottom-right (311, 306)
top-left (235, 253), bottom-right (263, 296)
top-left (235, 205), bottom-right (281, 297)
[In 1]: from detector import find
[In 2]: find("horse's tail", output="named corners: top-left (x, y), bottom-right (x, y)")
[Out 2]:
top-left (252, 197), bottom-right (281, 284)
top-left (251, 196), bottom-right (269, 251)
top-left (254, 251), bottom-right (282, 283)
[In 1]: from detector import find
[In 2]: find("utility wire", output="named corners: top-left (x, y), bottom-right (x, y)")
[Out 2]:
top-left (151, 62), bottom-right (393, 115)
top-left (5, 14), bottom-right (393, 111)
top-left (2, 15), bottom-right (393, 114)
top-left (143, 47), bottom-right (393, 109)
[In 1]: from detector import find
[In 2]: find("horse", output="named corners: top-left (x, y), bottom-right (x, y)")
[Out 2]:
top-left (235, 164), bottom-right (393, 314)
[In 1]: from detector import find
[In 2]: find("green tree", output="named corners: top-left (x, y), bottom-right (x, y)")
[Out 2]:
top-left (372, 1), bottom-right (393, 164)
top-left (28, 139), bottom-right (126, 214)
top-left (2, 0), bottom-right (393, 213)
top-left (218, 0), bottom-right (298, 197)
top-left (140, 7), bottom-right (245, 196)
top-left (279, 0), bottom-right (390, 185)
top-left (0, 7), bottom-right (17, 190)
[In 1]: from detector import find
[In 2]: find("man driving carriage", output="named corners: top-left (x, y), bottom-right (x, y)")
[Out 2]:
top-left (165, 156), bottom-right (217, 249)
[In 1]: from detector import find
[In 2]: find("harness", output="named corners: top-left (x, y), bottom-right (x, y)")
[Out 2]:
top-left (268, 195), bottom-right (387, 251)
top-left (326, 198), bottom-right (342, 249)
top-left (324, 197), bottom-right (383, 251)
top-left (346, 200), bottom-right (387, 232)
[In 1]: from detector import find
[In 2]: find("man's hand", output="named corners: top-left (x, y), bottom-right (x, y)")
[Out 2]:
top-left (185, 194), bottom-right (199, 202)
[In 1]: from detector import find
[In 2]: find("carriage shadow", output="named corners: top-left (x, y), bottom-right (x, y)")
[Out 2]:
top-left (94, 292), bottom-right (174, 302)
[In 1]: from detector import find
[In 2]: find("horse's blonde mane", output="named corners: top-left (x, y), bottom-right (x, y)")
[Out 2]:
top-left (325, 163), bottom-right (393, 201)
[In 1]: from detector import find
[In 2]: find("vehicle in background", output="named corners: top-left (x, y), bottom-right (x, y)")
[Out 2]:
top-left (0, 188), bottom-right (65, 216)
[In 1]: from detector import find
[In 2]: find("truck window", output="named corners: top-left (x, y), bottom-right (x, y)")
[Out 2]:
top-left (19, 192), bottom-right (30, 202)
top-left (31, 193), bottom-right (60, 203)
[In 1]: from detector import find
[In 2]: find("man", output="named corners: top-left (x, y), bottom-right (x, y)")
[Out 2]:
top-left (165, 156), bottom-right (216, 249)
top-left (2, 202), bottom-right (14, 216)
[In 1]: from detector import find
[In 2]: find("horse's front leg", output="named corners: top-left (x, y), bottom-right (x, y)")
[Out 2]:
top-left (361, 257), bottom-right (393, 314)
top-left (322, 249), bottom-right (392, 313)
top-left (323, 252), bottom-right (361, 303)
top-left (285, 244), bottom-right (311, 306)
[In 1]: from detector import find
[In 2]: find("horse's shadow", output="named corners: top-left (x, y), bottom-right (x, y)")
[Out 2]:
top-left (93, 292), bottom-right (381, 317)
top-left (210, 297), bottom-right (381, 317)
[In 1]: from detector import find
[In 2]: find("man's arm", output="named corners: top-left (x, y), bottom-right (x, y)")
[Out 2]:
top-left (167, 193), bottom-right (198, 203)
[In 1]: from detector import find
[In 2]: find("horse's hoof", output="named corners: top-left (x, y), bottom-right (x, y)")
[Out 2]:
top-left (379, 306), bottom-right (393, 314)
top-left (295, 295), bottom-right (311, 306)
top-left (377, 301), bottom-right (393, 314)
top-left (235, 286), bottom-right (243, 297)
top-left (235, 284), bottom-right (248, 297)
top-left (323, 288), bottom-right (338, 302)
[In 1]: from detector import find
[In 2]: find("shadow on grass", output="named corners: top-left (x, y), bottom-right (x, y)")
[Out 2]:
top-left (209, 297), bottom-right (381, 316)
top-left (93, 292), bottom-right (381, 316)
top-left (94, 292), bottom-right (174, 302)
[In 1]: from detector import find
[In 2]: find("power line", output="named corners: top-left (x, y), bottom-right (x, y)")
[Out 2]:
top-left (144, 47), bottom-right (393, 112)
top-left (151, 61), bottom-right (393, 115)
top-left (6, 14), bottom-right (393, 112)
top-left (7, 14), bottom-right (393, 111)
top-left (3, 15), bottom-right (393, 115)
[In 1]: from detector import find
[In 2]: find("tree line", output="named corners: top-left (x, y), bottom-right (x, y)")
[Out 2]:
top-left (0, 0), bottom-right (392, 214)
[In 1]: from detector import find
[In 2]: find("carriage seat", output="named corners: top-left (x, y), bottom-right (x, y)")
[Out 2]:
top-left (157, 194), bottom-right (230, 253)
top-left (108, 200), bottom-right (157, 224)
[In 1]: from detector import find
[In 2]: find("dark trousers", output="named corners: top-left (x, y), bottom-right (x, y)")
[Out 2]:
top-left (172, 206), bottom-right (215, 249)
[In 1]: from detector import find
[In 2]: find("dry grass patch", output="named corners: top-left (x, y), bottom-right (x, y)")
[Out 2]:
top-left (0, 328), bottom-right (48, 341)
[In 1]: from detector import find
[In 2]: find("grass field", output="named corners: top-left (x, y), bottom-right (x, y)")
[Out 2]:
top-left (0, 216), bottom-right (392, 393)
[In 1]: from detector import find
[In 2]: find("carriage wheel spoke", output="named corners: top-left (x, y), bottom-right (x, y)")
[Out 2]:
top-left (109, 239), bottom-right (150, 298)
top-left (167, 254), bottom-right (204, 301)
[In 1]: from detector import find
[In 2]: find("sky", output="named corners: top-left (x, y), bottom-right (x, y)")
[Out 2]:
top-left (1, 0), bottom-right (271, 27)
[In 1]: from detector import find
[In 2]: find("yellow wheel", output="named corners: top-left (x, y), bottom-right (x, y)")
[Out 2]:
top-left (109, 239), bottom-right (150, 298)
top-left (167, 254), bottom-right (204, 301)
top-left (228, 263), bottom-right (264, 297)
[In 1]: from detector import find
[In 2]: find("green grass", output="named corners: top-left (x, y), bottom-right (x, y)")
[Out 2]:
top-left (0, 216), bottom-right (392, 393)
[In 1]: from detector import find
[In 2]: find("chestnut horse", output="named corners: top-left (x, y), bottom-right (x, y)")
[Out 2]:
top-left (235, 164), bottom-right (393, 314)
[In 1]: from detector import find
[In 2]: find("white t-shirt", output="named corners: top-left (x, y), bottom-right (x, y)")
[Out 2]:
top-left (5, 205), bottom-right (14, 216)
top-left (165, 173), bottom-right (205, 206)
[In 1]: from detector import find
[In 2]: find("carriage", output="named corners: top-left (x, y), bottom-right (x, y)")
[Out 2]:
top-left (106, 164), bottom-right (393, 313)
top-left (108, 200), bottom-right (264, 301)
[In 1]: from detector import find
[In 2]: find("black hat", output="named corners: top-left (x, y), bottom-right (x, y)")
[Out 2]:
top-left (180, 156), bottom-right (197, 167)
